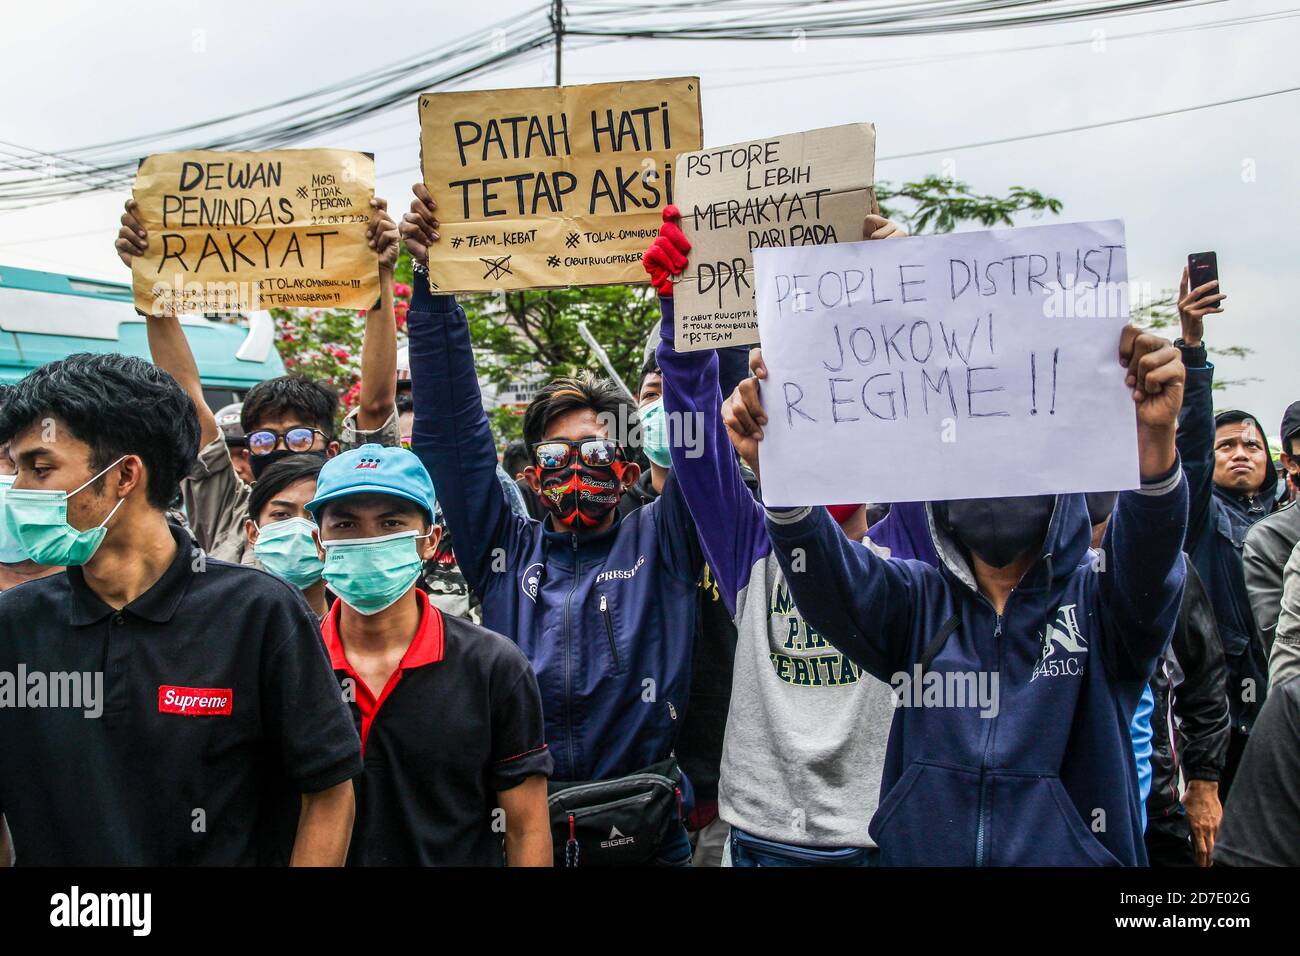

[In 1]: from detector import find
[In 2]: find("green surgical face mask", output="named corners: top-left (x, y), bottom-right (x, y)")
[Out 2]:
top-left (322, 529), bottom-right (430, 616)
top-left (639, 397), bottom-right (672, 468)
top-left (0, 475), bottom-right (30, 564)
top-left (253, 516), bottom-right (325, 589)
top-left (2, 456), bottom-right (127, 567)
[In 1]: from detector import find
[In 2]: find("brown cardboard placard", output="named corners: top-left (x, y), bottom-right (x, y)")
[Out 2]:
top-left (673, 123), bottom-right (876, 351)
top-left (418, 77), bottom-right (702, 293)
top-left (131, 149), bottom-right (379, 315)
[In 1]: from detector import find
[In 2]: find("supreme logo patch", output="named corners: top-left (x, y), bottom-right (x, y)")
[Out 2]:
top-left (158, 685), bottom-right (233, 716)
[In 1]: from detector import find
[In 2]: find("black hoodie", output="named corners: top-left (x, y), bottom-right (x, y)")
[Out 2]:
top-left (1213, 408), bottom-right (1280, 521)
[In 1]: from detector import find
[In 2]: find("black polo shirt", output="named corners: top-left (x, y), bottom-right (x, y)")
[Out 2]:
top-left (0, 522), bottom-right (362, 865)
top-left (322, 589), bottom-right (553, 866)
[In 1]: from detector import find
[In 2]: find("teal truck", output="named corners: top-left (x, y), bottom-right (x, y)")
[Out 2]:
top-left (0, 264), bottom-right (285, 410)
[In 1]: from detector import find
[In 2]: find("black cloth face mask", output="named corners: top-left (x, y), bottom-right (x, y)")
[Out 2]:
top-left (249, 448), bottom-right (297, 481)
top-left (936, 495), bottom-right (1056, 568)
top-left (1084, 491), bottom-right (1119, 527)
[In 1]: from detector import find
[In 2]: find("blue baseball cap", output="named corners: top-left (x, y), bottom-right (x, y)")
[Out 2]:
top-left (306, 443), bottom-right (437, 522)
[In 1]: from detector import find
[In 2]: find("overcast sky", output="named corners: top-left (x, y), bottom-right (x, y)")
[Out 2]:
top-left (1, 0), bottom-right (1295, 435)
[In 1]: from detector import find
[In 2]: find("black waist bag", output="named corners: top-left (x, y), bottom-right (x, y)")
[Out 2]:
top-left (547, 759), bottom-right (683, 867)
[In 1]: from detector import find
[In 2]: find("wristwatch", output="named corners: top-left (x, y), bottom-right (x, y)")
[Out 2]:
top-left (1174, 337), bottom-right (1207, 365)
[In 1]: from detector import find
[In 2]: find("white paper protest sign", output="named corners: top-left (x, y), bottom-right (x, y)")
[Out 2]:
top-left (752, 219), bottom-right (1139, 507)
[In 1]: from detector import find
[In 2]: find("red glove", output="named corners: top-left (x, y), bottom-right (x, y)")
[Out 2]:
top-left (642, 205), bottom-right (690, 297)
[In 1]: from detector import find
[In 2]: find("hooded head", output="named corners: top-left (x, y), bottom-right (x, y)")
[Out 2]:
top-left (928, 493), bottom-right (1091, 598)
top-left (1213, 409), bottom-right (1277, 509)
top-left (933, 495), bottom-right (1055, 569)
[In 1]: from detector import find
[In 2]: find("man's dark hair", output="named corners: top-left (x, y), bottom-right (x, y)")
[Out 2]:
top-left (502, 439), bottom-right (530, 477)
top-left (0, 353), bottom-right (200, 509)
top-left (241, 374), bottom-right (338, 438)
top-left (247, 453), bottom-right (326, 524)
top-left (522, 372), bottom-right (632, 449)
top-left (396, 390), bottom-right (414, 415)
top-left (640, 353), bottom-right (660, 385)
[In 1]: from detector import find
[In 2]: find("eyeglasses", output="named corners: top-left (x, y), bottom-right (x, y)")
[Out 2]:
top-left (246, 427), bottom-right (328, 457)
top-left (533, 438), bottom-right (620, 470)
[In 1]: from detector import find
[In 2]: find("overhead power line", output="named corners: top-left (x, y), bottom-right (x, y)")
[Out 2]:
top-left (0, 0), bottom-right (1260, 211)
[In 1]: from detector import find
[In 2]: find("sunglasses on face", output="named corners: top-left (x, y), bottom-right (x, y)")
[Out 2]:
top-left (533, 438), bottom-right (621, 470)
top-left (246, 427), bottom-right (327, 457)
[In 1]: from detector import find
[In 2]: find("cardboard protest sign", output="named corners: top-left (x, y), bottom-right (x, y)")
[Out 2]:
top-left (418, 77), bottom-right (701, 293)
top-left (673, 123), bottom-right (876, 352)
top-left (131, 149), bottom-right (380, 315)
top-left (752, 220), bottom-right (1139, 506)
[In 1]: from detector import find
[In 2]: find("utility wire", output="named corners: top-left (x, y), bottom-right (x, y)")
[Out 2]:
top-left (0, 0), bottom-right (1259, 209)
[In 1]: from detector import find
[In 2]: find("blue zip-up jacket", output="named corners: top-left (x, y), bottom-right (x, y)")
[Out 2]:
top-left (407, 282), bottom-right (704, 783)
top-left (1176, 358), bottom-right (1276, 735)
top-left (763, 469), bottom-right (1188, 866)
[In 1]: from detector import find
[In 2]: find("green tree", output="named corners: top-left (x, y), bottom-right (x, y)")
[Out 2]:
top-left (270, 306), bottom-right (365, 429)
top-left (875, 175), bottom-right (1062, 235)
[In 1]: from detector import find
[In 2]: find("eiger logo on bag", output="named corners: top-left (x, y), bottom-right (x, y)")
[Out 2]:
top-left (158, 685), bottom-right (233, 716)
top-left (601, 825), bottom-right (635, 849)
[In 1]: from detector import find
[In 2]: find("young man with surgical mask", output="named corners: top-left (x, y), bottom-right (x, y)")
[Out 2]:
top-left (645, 210), bottom-right (943, 867)
top-left (0, 395), bottom-right (60, 869)
top-left (0, 353), bottom-right (361, 865)
top-left (0, 389), bottom-right (62, 594)
top-left (305, 444), bottom-right (553, 866)
top-left (615, 358), bottom-right (668, 517)
top-left (245, 454), bottom-right (329, 619)
top-left (723, 316), bottom-right (1189, 865)
top-left (401, 183), bottom-right (705, 865)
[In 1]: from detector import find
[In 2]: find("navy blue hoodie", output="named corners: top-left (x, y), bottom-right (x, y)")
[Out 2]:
top-left (763, 473), bottom-right (1188, 866)
top-left (406, 284), bottom-right (704, 784)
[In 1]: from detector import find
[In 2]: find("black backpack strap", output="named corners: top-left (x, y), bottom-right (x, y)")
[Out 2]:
top-left (919, 613), bottom-right (962, 671)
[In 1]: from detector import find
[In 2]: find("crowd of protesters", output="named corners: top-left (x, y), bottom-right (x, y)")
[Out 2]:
top-left (0, 181), bottom-right (1295, 868)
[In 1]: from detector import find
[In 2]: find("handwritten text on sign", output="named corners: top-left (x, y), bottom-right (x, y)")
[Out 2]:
top-left (674, 123), bottom-right (875, 351)
top-left (753, 220), bottom-right (1138, 506)
top-left (131, 149), bottom-right (379, 314)
top-left (418, 77), bottom-right (702, 293)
